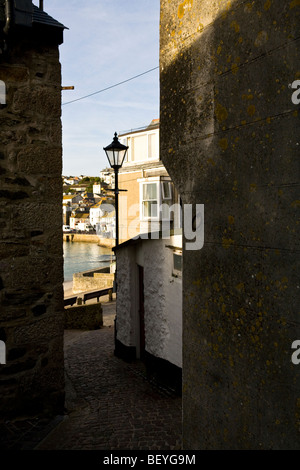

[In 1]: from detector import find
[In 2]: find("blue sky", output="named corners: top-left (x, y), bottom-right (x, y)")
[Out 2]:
top-left (35, 0), bottom-right (160, 176)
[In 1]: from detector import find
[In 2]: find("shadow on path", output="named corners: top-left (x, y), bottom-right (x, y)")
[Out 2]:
top-left (35, 327), bottom-right (182, 450)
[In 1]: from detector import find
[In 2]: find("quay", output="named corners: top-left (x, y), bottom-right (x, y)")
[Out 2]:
top-left (63, 232), bottom-right (115, 248)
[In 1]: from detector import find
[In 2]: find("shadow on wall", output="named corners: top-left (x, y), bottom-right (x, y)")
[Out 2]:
top-left (161, 0), bottom-right (299, 198)
top-left (160, 0), bottom-right (299, 450)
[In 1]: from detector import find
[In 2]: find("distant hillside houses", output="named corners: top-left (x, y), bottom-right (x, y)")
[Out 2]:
top-left (69, 209), bottom-right (90, 231)
top-left (90, 198), bottom-right (115, 238)
top-left (62, 175), bottom-right (115, 232)
top-left (63, 176), bottom-right (81, 185)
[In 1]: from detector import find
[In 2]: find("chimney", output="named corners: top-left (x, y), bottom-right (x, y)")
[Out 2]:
top-left (39, 1), bottom-right (44, 11)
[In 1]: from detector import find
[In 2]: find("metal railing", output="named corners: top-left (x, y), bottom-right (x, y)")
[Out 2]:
top-left (64, 287), bottom-right (113, 307)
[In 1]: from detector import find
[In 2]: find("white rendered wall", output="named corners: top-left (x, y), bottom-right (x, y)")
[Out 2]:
top-left (116, 235), bottom-right (182, 368)
top-left (143, 239), bottom-right (182, 367)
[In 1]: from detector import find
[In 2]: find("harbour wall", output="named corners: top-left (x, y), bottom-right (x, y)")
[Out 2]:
top-left (73, 268), bottom-right (114, 294)
top-left (63, 233), bottom-right (115, 248)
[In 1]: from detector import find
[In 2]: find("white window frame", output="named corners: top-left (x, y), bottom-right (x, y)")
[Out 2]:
top-left (161, 181), bottom-right (172, 200)
top-left (139, 178), bottom-right (174, 222)
top-left (140, 180), bottom-right (160, 221)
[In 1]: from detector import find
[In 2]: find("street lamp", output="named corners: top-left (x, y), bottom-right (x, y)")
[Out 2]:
top-left (103, 132), bottom-right (128, 247)
top-left (104, 132), bottom-right (128, 356)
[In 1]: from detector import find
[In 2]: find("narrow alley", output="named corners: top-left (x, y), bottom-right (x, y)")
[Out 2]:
top-left (38, 324), bottom-right (182, 450)
top-left (1, 299), bottom-right (182, 451)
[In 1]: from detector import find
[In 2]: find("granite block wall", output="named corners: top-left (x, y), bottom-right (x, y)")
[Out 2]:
top-left (0, 32), bottom-right (64, 418)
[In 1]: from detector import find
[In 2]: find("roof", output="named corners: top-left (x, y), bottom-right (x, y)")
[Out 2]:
top-left (33, 5), bottom-right (67, 30)
top-left (113, 228), bottom-right (182, 252)
top-left (0, 2), bottom-right (66, 40)
top-left (119, 160), bottom-right (166, 175)
top-left (119, 119), bottom-right (159, 137)
top-left (90, 202), bottom-right (103, 209)
top-left (102, 210), bottom-right (115, 219)
top-left (148, 118), bottom-right (159, 127)
top-left (71, 213), bottom-right (89, 219)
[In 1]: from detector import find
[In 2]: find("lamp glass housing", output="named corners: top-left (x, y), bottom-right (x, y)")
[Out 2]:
top-left (104, 132), bottom-right (128, 169)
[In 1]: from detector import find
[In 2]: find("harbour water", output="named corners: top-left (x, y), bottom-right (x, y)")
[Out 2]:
top-left (63, 240), bottom-right (114, 284)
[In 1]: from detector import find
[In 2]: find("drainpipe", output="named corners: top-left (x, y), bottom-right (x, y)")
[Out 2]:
top-left (3, 0), bottom-right (13, 35)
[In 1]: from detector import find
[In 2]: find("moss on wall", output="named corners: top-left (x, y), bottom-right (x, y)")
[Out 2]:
top-left (160, 0), bottom-right (300, 450)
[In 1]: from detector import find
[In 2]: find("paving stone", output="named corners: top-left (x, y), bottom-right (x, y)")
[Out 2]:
top-left (33, 326), bottom-right (182, 450)
top-left (1, 319), bottom-right (182, 451)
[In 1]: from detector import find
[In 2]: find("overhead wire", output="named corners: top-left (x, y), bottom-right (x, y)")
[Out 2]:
top-left (62, 66), bottom-right (159, 106)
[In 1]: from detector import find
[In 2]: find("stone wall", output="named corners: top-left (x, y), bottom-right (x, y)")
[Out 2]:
top-left (63, 233), bottom-right (115, 248)
top-left (73, 269), bottom-right (114, 294)
top-left (115, 235), bottom-right (183, 367)
top-left (64, 303), bottom-right (103, 330)
top-left (160, 0), bottom-right (300, 449)
top-left (0, 29), bottom-right (64, 418)
top-left (143, 238), bottom-right (182, 368)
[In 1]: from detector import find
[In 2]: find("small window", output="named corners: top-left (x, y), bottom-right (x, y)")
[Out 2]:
top-left (173, 251), bottom-right (182, 277)
top-left (161, 181), bottom-right (172, 200)
top-left (0, 80), bottom-right (6, 106)
top-left (0, 340), bottom-right (6, 365)
top-left (161, 181), bottom-right (173, 220)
